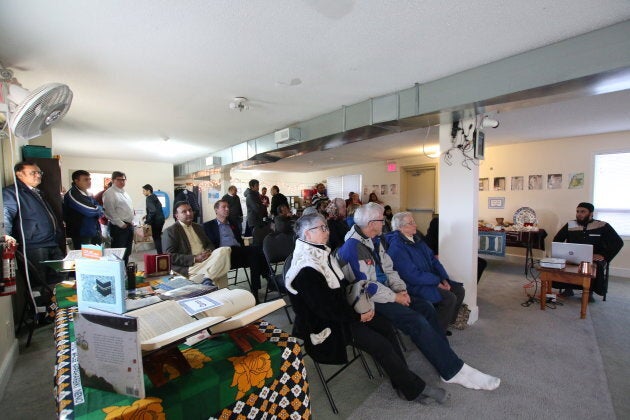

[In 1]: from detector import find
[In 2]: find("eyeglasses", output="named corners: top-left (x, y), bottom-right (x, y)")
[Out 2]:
top-left (24, 170), bottom-right (44, 176)
top-left (307, 225), bottom-right (329, 233)
top-left (369, 219), bottom-right (385, 224)
top-left (403, 220), bottom-right (417, 226)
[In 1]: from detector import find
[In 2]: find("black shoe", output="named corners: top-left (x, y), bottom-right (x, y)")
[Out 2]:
top-left (446, 330), bottom-right (452, 336)
top-left (559, 289), bottom-right (575, 297)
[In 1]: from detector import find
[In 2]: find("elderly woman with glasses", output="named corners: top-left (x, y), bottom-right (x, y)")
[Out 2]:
top-left (284, 213), bottom-right (448, 404)
top-left (385, 212), bottom-right (465, 334)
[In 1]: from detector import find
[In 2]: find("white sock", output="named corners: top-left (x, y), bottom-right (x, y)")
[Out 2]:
top-left (442, 363), bottom-right (500, 391)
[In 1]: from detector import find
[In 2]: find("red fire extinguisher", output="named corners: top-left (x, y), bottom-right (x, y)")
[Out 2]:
top-left (1, 242), bottom-right (17, 296)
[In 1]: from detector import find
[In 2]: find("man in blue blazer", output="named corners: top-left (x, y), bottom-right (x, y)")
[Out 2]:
top-left (204, 199), bottom-right (269, 301)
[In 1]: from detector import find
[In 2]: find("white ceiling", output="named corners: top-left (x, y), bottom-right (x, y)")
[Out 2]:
top-left (1, 0), bottom-right (630, 168)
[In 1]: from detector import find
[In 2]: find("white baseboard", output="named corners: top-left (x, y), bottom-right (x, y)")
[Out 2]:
top-left (610, 266), bottom-right (630, 278)
top-left (467, 304), bottom-right (479, 325)
top-left (0, 338), bottom-right (19, 400)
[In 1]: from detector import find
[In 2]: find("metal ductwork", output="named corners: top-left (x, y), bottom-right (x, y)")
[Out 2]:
top-left (173, 20), bottom-right (630, 178)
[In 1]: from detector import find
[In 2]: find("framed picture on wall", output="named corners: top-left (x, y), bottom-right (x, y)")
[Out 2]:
top-left (511, 176), bottom-right (524, 191)
top-left (488, 197), bottom-right (505, 209)
top-left (547, 174), bottom-right (562, 189)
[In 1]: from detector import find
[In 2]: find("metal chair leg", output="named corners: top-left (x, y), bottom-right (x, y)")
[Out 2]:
top-left (313, 360), bottom-right (339, 414)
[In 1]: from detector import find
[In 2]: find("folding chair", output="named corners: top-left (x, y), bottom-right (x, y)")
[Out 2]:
top-left (262, 232), bottom-right (295, 323)
top-left (282, 254), bottom-right (376, 413)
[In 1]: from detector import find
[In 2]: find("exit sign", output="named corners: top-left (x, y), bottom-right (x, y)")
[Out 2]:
top-left (387, 162), bottom-right (397, 172)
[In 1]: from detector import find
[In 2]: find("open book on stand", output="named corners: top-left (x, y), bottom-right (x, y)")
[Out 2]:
top-left (124, 288), bottom-right (285, 351)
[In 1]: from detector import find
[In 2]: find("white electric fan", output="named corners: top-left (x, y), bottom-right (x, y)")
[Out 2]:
top-left (1, 65), bottom-right (73, 140)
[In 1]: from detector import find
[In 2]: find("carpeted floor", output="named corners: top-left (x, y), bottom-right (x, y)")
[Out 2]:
top-left (348, 260), bottom-right (619, 419)
top-left (1, 258), bottom-right (628, 419)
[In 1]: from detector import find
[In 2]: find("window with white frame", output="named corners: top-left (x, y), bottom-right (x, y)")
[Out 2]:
top-left (593, 152), bottom-right (630, 237)
top-left (327, 174), bottom-right (362, 201)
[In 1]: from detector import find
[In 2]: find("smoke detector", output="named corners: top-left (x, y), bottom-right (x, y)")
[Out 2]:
top-left (229, 97), bottom-right (250, 112)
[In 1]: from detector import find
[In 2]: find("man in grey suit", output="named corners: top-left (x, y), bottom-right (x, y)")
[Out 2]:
top-left (162, 201), bottom-right (231, 287)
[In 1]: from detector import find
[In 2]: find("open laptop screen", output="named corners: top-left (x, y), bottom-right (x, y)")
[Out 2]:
top-left (551, 242), bottom-right (593, 265)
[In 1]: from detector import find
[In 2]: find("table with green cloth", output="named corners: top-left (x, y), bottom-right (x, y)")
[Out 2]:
top-left (53, 283), bottom-right (311, 419)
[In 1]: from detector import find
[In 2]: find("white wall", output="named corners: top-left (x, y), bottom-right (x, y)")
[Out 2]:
top-left (253, 131), bottom-right (630, 277)
top-left (60, 156), bottom-right (175, 225)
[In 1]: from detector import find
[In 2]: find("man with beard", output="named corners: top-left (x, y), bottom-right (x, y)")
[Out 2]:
top-left (553, 202), bottom-right (623, 301)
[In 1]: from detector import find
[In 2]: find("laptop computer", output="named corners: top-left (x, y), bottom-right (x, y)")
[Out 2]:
top-left (551, 242), bottom-right (593, 265)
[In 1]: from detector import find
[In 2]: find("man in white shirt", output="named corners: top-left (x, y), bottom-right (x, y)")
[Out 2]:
top-left (103, 171), bottom-right (134, 264)
top-left (162, 201), bottom-right (231, 287)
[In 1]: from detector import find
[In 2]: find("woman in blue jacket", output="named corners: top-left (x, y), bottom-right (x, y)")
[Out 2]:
top-left (385, 212), bottom-right (465, 334)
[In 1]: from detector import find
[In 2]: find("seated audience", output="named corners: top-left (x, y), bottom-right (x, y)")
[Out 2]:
top-left (346, 193), bottom-right (362, 227)
top-left (311, 195), bottom-right (330, 216)
top-left (285, 213), bottom-right (449, 404)
top-left (274, 203), bottom-right (296, 231)
top-left (325, 198), bottom-right (350, 250)
top-left (337, 203), bottom-right (500, 391)
top-left (204, 199), bottom-right (269, 301)
top-left (386, 212), bottom-right (465, 334)
top-left (426, 215), bottom-right (487, 283)
top-left (162, 201), bottom-right (231, 287)
top-left (383, 205), bottom-right (393, 233)
top-left (368, 192), bottom-right (384, 204)
top-left (345, 191), bottom-right (362, 209)
top-left (553, 202), bottom-right (623, 300)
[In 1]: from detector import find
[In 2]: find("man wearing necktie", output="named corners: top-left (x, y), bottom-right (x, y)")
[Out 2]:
top-left (3, 161), bottom-right (65, 285)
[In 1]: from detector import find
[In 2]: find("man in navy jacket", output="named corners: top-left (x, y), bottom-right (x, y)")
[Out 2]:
top-left (204, 199), bottom-right (269, 300)
top-left (63, 170), bottom-right (103, 250)
top-left (3, 161), bottom-right (65, 284)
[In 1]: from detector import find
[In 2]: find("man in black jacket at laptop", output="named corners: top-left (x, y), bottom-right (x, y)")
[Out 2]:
top-left (553, 202), bottom-right (623, 300)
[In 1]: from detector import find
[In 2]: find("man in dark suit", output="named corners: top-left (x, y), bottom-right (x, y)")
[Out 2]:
top-left (269, 185), bottom-right (289, 217)
top-left (162, 201), bottom-right (231, 287)
top-left (204, 199), bottom-right (269, 300)
top-left (3, 161), bottom-right (65, 285)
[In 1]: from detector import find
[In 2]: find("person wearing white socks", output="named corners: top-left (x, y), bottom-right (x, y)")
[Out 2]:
top-left (444, 363), bottom-right (500, 390)
top-left (337, 203), bottom-right (501, 392)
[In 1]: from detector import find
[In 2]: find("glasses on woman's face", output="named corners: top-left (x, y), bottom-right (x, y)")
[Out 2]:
top-left (403, 219), bottom-right (417, 226)
top-left (307, 224), bottom-right (329, 233)
top-left (369, 219), bottom-right (385, 224)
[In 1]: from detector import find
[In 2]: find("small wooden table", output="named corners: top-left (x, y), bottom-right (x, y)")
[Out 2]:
top-left (538, 264), bottom-right (597, 319)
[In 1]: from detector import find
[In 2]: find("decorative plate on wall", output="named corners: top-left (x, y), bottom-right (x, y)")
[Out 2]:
top-left (513, 206), bottom-right (537, 225)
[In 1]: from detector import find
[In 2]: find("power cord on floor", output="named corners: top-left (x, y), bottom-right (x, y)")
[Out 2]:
top-left (520, 269), bottom-right (564, 309)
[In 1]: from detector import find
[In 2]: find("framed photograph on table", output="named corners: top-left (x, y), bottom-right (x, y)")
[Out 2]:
top-left (488, 197), bottom-right (505, 209)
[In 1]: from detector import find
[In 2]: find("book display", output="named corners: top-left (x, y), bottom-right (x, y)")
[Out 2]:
top-left (71, 261), bottom-right (287, 401)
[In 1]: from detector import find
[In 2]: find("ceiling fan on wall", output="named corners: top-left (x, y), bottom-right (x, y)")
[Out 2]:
top-left (0, 62), bottom-right (73, 140)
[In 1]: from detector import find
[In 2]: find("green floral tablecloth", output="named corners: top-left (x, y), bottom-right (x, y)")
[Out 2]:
top-left (53, 283), bottom-right (310, 419)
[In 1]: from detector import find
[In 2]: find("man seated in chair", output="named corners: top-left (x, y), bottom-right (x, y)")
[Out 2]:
top-left (337, 203), bottom-right (500, 391)
top-left (162, 201), bottom-right (231, 287)
top-left (204, 199), bottom-right (269, 301)
top-left (553, 202), bottom-right (623, 301)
